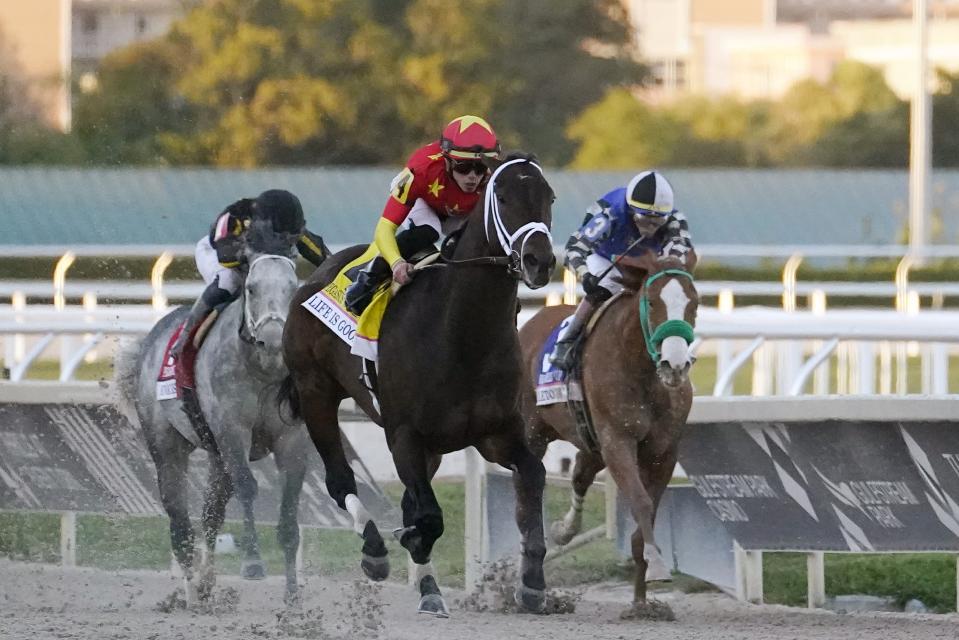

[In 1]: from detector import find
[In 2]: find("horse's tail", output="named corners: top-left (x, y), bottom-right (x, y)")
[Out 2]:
top-left (277, 374), bottom-right (301, 422)
top-left (113, 335), bottom-right (144, 425)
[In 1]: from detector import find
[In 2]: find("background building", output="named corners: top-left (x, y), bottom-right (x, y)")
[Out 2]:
top-left (0, 0), bottom-right (184, 132)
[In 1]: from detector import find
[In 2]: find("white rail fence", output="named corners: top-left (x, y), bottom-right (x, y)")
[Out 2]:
top-left (3, 304), bottom-right (959, 397)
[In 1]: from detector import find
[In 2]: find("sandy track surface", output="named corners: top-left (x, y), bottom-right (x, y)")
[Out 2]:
top-left (1, 560), bottom-right (955, 640)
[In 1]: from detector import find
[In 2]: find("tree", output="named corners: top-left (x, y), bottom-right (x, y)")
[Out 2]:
top-left (73, 39), bottom-right (193, 164)
top-left (402, 0), bottom-right (643, 164)
top-left (72, 0), bottom-right (643, 166)
top-left (566, 88), bottom-right (682, 168)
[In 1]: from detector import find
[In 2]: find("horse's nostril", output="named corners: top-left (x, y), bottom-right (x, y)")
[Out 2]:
top-left (523, 254), bottom-right (540, 270)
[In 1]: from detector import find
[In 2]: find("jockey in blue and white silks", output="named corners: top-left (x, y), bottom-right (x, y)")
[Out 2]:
top-left (550, 170), bottom-right (695, 368)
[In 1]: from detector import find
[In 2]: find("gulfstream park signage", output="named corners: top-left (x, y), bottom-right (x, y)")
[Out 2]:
top-left (675, 397), bottom-right (959, 552)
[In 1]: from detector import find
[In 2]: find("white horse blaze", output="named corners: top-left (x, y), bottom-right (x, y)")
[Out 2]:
top-left (658, 279), bottom-right (692, 367)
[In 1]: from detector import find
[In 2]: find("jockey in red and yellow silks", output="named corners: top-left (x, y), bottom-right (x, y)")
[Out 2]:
top-left (344, 115), bottom-right (501, 315)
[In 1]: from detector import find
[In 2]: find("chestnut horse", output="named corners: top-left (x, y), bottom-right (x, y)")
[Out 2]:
top-left (519, 256), bottom-right (697, 617)
top-left (280, 154), bottom-right (556, 616)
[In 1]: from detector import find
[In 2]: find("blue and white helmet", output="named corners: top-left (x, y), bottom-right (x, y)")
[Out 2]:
top-left (626, 170), bottom-right (675, 218)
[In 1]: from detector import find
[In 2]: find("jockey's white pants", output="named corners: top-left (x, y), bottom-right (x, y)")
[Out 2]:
top-left (195, 237), bottom-right (242, 294)
top-left (399, 198), bottom-right (466, 238)
top-left (553, 254), bottom-right (623, 347)
top-left (585, 254), bottom-right (624, 297)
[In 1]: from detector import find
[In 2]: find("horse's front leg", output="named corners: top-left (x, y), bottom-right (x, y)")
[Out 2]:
top-left (217, 429), bottom-right (265, 580)
top-left (390, 431), bottom-right (448, 617)
top-left (479, 429), bottom-right (548, 613)
top-left (601, 431), bottom-right (672, 616)
top-left (272, 428), bottom-right (309, 606)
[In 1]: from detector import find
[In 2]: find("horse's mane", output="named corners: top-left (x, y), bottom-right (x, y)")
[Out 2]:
top-left (615, 255), bottom-right (689, 292)
top-left (501, 150), bottom-right (538, 164)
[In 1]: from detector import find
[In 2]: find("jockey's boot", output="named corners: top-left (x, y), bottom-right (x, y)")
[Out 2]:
top-left (180, 386), bottom-right (217, 451)
top-left (170, 282), bottom-right (233, 358)
top-left (550, 298), bottom-right (596, 370)
top-left (344, 257), bottom-right (391, 316)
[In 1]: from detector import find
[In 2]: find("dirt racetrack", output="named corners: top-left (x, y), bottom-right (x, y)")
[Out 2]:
top-left (1, 560), bottom-right (957, 640)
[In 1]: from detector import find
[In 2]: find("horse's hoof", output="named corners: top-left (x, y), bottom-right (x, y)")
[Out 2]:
top-left (183, 578), bottom-right (199, 608)
top-left (417, 593), bottom-right (450, 618)
top-left (514, 585), bottom-right (546, 613)
top-left (240, 560), bottom-right (267, 580)
top-left (549, 520), bottom-right (576, 547)
top-left (284, 589), bottom-right (301, 609)
top-left (619, 599), bottom-right (675, 622)
top-left (361, 553), bottom-right (390, 582)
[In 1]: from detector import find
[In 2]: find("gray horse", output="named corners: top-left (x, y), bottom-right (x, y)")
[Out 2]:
top-left (116, 241), bottom-right (307, 605)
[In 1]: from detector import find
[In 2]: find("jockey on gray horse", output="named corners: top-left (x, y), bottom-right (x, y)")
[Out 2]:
top-left (549, 170), bottom-right (696, 369)
top-left (170, 189), bottom-right (329, 435)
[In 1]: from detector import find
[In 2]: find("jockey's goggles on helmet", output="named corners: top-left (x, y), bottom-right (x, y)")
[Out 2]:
top-left (450, 160), bottom-right (487, 176)
top-left (631, 206), bottom-right (671, 219)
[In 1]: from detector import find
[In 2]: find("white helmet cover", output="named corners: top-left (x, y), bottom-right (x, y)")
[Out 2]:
top-left (627, 170), bottom-right (675, 216)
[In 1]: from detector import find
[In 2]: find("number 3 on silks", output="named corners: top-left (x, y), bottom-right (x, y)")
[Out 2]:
top-left (582, 214), bottom-right (609, 240)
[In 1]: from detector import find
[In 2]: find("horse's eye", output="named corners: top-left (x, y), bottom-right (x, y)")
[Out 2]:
top-left (551, 196), bottom-right (556, 204)
top-left (497, 194), bottom-right (505, 204)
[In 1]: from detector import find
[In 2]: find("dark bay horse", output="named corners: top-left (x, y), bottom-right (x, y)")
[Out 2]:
top-left (280, 154), bottom-right (556, 616)
top-left (116, 220), bottom-right (310, 606)
top-left (519, 256), bottom-right (698, 618)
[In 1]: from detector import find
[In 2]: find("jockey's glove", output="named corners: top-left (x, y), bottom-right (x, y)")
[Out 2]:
top-left (581, 273), bottom-right (602, 296)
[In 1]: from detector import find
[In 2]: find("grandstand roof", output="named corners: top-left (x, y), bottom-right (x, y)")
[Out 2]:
top-left (1, 167), bottom-right (957, 249)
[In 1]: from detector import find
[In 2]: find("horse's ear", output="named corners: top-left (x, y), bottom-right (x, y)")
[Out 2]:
top-left (484, 156), bottom-right (503, 173)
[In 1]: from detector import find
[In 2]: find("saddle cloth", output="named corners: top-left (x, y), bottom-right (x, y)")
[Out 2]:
top-left (301, 244), bottom-right (392, 362)
top-left (155, 325), bottom-right (183, 401)
top-left (535, 316), bottom-right (576, 406)
top-left (302, 244), bottom-right (440, 363)
top-left (534, 291), bottom-right (627, 407)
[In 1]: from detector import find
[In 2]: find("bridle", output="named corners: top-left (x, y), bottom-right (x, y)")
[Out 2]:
top-left (639, 268), bottom-right (696, 363)
top-left (439, 158), bottom-right (552, 278)
top-left (239, 253), bottom-right (297, 345)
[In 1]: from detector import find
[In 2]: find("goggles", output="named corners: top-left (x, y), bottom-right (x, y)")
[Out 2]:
top-left (450, 160), bottom-right (487, 176)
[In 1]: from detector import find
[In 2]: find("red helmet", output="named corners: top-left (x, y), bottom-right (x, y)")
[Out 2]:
top-left (440, 115), bottom-right (500, 160)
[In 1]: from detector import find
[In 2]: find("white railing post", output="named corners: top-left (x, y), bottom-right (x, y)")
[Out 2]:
top-left (807, 551), bottom-right (825, 608)
top-left (464, 446), bottom-right (486, 593)
top-left (151, 251), bottom-right (174, 311)
top-left (60, 511), bottom-right (77, 567)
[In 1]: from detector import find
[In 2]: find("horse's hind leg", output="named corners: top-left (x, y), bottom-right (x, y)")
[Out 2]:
top-left (602, 433), bottom-right (670, 606)
top-left (198, 451), bottom-right (233, 599)
top-left (391, 433), bottom-right (447, 617)
top-left (479, 431), bottom-right (548, 613)
top-left (299, 377), bottom-right (389, 581)
top-left (551, 449), bottom-right (605, 546)
top-left (273, 429), bottom-right (308, 606)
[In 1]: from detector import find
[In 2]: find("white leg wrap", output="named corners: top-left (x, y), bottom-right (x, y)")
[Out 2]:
top-left (562, 493), bottom-right (584, 532)
top-left (345, 494), bottom-right (372, 536)
top-left (412, 560), bottom-right (435, 586)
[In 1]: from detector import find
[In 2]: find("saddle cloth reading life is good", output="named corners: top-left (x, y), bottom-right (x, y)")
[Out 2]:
top-left (301, 244), bottom-right (392, 362)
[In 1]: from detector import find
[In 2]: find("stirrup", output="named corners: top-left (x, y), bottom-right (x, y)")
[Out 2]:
top-left (345, 281), bottom-right (374, 316)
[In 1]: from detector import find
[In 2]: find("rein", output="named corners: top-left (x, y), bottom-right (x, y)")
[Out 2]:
top-left (638, 268), bottom-right (696, 363)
